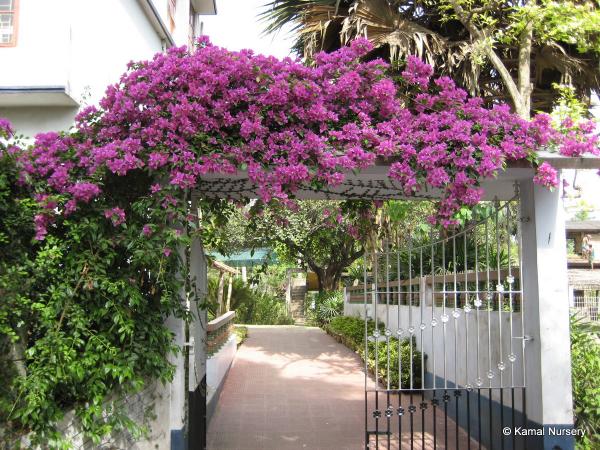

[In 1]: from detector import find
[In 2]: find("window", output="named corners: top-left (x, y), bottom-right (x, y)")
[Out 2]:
top-left (0, 0), bottom-right (17, 46)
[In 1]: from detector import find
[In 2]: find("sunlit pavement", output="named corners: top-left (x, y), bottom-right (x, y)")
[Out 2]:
top-left (207, 325), bottom-right (366, 449)
top-left (206, 325), bottom-right (476, 450)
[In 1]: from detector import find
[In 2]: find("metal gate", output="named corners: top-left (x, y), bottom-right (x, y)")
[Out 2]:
top-left (362, 196), bottom-right (527, 449)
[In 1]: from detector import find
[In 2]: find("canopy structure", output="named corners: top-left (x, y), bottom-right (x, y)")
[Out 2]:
top-left (208, 248), bottom-right (278, 268)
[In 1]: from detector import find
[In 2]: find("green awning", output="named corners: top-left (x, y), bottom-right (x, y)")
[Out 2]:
top-left (208, 248), bottom-right (278, 267)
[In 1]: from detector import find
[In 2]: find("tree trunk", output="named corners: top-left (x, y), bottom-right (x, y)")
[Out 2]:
top-left (316, 267), bottom-right (343, 292)
top-left (516, 19), bottom-right (534, 119)
top-left (449, 0), bottom-right (532, 119)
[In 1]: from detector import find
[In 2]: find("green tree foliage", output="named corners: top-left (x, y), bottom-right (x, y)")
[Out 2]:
top-left (305, 290), bottom-right (345, 325)
top-left (215, 200), bottom-right (375, 291)
top-left (263, 0), bottom-right (600, 118)
top-left (205, 272), bottom-right (294, 325)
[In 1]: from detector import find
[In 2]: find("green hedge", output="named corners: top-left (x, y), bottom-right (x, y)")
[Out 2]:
top-left (325, 315), bottom-right (423, 389)
top-left (571, 316), bottom-right (600, 449)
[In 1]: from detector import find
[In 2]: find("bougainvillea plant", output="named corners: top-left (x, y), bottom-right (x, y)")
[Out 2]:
top-left (1, 37), bottom-right (598, 447)
top-left (14, 36), bottom-right (599, 235)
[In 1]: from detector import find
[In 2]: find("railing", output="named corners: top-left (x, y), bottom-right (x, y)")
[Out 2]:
top-left (346, 268), bottom-right (522, 311)
top-left (572, 296), bottom-right (600, 322)
top-left (207, 310), bottom-right (235, 357)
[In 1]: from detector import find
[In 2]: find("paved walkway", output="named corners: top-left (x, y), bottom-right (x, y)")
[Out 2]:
top-left (207, 325), bottom-right (477, 450)
top-left (207, 326), bottom-right (365, 449)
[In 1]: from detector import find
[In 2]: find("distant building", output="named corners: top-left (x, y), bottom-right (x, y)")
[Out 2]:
top-left (0, 0), bottom-right (216, 137)
top-left (566, 220), bottom-right (600, 262)
top-left (566, 220), bottom-right (600, 321)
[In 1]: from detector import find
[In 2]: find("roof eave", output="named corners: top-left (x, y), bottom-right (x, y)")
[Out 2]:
top-left (137, 0), bottom-right (175, 48)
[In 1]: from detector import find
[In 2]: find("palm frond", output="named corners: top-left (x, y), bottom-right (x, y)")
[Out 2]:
top-left (341, 0), bottom-right (446, 66)
top-left (260, 0), bottom-right (349, 56)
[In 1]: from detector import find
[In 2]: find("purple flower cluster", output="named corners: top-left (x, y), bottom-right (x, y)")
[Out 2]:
top-left (7, 37), bottom-right (598, 235)
top-left (533, 162), bottom-right (559, 188)
top-left (103, 207), bottom-right (126, 226)
top-left (0, 118), bottom-right (13, 138)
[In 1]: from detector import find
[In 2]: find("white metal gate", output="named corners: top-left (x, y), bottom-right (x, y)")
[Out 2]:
top-left (362, 195), bottom-right (528, 449)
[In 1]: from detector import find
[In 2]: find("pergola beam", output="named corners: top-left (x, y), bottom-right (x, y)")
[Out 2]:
top-left (195, 166), bottom-right (536, 201)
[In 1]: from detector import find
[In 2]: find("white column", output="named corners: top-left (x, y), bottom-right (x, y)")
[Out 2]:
top-left (343, 287), bottom-right (348, 316)
top-left (188, 234), bottom-right (208, 449)
top-left (520, 178), bottom-right (575, 449)
top-left (165, 243), bottom-right (188, 450)
top-left (285, 270), bottom-right (292, 315)
top-left (216, 271), bottom-right (225, 315)
top-left (186, 196), bottom-right (209, 449)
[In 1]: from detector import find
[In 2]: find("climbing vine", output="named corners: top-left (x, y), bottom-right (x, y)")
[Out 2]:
top-left (0, 36), bottom-right (598, 446)
top-left (0, 121), bottom-right (229, 446)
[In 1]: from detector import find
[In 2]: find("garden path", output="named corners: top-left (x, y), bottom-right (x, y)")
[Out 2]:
top-left (207, 325), bottom-right (477, 450)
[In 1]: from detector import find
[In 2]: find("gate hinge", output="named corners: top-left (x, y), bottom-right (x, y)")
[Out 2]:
top-left (513, 335), bottom-right (533, 342)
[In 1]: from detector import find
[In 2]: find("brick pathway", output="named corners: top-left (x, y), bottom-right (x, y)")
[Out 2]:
top-left (207, 325), bottom-right (478, 450)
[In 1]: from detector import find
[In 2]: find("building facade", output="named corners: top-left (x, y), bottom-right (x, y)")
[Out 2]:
top-left (0, 0), bottom-right (215, 137)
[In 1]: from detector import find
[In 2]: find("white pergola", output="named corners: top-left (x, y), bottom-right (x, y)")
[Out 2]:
top-left (171, 154), bottom-right (600, 450)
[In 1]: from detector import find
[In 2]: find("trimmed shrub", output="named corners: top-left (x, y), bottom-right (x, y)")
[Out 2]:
top-left (325, 315), bottom-right (422, 389)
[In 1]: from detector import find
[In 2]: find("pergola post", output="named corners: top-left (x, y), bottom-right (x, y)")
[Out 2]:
top-left (165, 243), bottom-right (188, 450)
top-left (188, 232), bottom-right (208, 450)
top-left (520, 177), bottom-right (575, 449)
top-left (226, 274), bottom-right (233, 312)
top-left (216, 271), bottom-right (225, 315)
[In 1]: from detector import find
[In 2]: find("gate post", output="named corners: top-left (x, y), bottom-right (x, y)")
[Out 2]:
top-left (188, 234), bottom-right (208, 450)
top-left (165, 311), bottom-right (187, 449)
top-left (520, 178), bottom-right (574, 449)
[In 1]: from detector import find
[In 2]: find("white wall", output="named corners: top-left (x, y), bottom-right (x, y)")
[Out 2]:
top-left (0, 0), bottom-right (71, 88)
top-left (15, 382), bottom-right (171, 450)
top-left (67, 0), bottom-right (165, 106)
top-left (0, 0), bottom-right (166, 137)
top-left (346, 302), bottom-right (525, 392)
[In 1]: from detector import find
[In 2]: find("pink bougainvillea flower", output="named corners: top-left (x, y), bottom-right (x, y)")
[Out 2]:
top-left (0, 118), bottom-right (13, 137)
top-left (104, 207), bottom-right (126, 226)
top-left (5, 35), bottom-right (598, 232)
top-left (533, 162), bottom-right (559, 188)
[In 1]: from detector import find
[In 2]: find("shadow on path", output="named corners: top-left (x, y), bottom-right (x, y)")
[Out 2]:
top-left (206, 325), bottom-right (478, 450)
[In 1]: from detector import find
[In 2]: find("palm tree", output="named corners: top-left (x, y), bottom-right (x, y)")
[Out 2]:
top-left (261, 0), bottom-right (600, 118)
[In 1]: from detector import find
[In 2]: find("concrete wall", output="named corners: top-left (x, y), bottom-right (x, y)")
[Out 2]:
top-left (15, 382), bottom-right (170, 450)
top-left (345, 302), bottom-right (525, 392)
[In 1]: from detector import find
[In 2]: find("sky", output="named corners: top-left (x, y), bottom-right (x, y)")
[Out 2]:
top-left (200, 0), bottom-right (600, 220)
top-left (200, 0), bottom-right (295, 59)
